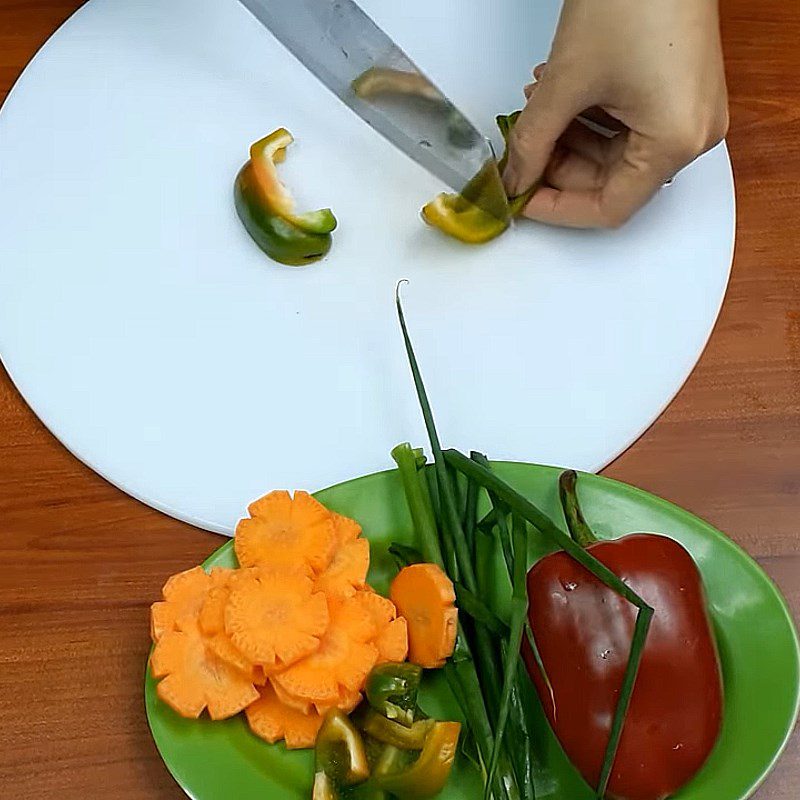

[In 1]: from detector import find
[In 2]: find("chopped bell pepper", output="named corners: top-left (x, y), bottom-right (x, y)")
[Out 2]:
top-left (315, 709), bottom-right (370, 790)
top-left (357, 708), bottom-right (433, 750)
top-left (373, 721), bottom-right (461, 800)
top-left (421, 110), bottom-right (535, 245)
top-left (234, 128), bottom-right (337, 266)
top-left (364, 663), bottom-right (423, 727)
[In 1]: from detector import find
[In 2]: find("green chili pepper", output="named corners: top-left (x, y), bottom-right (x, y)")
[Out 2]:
top-left (365, 663), bottom-right (423, 727)
top-left (373, 721), bottom-right (461, 799)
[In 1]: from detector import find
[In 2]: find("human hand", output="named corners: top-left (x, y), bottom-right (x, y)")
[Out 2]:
top-left (502, 0), bottom-right (729, 228)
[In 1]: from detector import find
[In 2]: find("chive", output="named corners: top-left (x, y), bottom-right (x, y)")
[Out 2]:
top-left (559, 469), bottom-right (598, 547)
top-left (484, 515), bottom-right (530, 799)
top-left (471, 453), bottom-right (514, 573)
top-left (444, 449), bottom-right (655, 799)
top-left (596, 606), bottom-right (653, 797)
top-left (391, 443), bottom-right (445, 568)
top-left (464, 458), bottom-right (480, 557)
top-left (395, 285), bottom-right (478, 595)
top-left (455, 583), bottom-right (510, 638)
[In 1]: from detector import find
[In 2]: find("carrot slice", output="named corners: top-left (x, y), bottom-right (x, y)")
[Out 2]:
top-left (150, 618), bottom-right (259, 720)
top-left (390, 564), bottom-right (458, 669)
top-left (150, 566), bottom-right (214, 642)
top-left (246, 684), bottom-right (323, 749)
top-left (331, 511), bottom-right (362, 545)
top-left (315, 538), bottom-right (370, 599)
top-left (315, 687), bottom-right (363, 716)
top-left (376, 617), bottom-right (409, 664)
top-left (274, 595), bottom-right (378, 706)
top-left (224, 567), bottom-right (329, 669)
top-left (235, 490), bottom-right (337, 573)
top-left (353, 589), bottom-right (397, 637)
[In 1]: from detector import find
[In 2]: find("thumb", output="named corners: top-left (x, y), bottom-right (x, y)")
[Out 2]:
top-left (502, 79), bottom-right (585, 198)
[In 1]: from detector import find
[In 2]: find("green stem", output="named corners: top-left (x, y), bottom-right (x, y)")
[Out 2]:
top-left (559, 469), bottom-right (598, 547)
top-left (391, 443), bottom-right (445, 567)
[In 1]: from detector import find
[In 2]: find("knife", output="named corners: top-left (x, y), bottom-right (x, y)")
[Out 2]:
top-left (238, 0), bottom-right (509, 221)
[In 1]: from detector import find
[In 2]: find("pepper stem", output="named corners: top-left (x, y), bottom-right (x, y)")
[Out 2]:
top-left (558, 470), bottom-right (599, 548)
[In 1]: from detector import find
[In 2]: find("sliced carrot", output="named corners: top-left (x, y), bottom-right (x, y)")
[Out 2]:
top-left (331, 511), bottom-right (362, 545)
top-left (235, 490), bottom-right (337, 574)
top-left (390, 563), bottom-right (458, 669)
top-left (315, 538), bottom-right (370, 599)
top-left (315, 687), bottom-right (363, 716)
top-left (274, 595), bottom-right (378, 706)
top-left (150, 566), bottom-right (214, 642)
top-left (224, 567), bottom-right (329, 669)
top-left (376, 617), bottom-right (409, 664)
top-left (246, 684), bottom-right (323, 749)
top-left (353, 589), bottom-right (397, 637)
top-left (272, 678), bottom-right (313, 714)
top-left (150, 618), bottom-right (259, 720)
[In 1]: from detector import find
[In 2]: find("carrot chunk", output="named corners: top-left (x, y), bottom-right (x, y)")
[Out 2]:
top-left (390, 563), bottom-right (458, 669)
top-left (331, 511), bottom-right (362, 545)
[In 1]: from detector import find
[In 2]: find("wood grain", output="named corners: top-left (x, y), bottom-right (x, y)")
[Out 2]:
top-left (0, 0), bottom-right (797, 797)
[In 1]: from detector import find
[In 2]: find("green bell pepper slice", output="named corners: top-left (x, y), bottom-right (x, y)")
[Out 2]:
top-left (373, 721), bottom-right (461, 799)
top-left (365, 663), bottom-right (423, 727)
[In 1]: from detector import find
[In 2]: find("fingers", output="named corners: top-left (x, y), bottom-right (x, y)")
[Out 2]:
top-left (532, 62), bottom-right (547, 81)
top-left (522, 135), bottom-right (669, 228)
top-left (503, 77), bottom-right (586, 198)
top-left (544, 147), bottom-right (607, 192)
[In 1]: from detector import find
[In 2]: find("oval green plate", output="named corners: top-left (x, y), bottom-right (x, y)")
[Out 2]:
top-left (145, 464), bottom-right (800, 800)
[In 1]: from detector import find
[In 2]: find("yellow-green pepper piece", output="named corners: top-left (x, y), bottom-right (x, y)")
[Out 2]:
top-left (235, 128), bottom-right (337, 266)
top-left (373, 721), bottom-right (461, 799)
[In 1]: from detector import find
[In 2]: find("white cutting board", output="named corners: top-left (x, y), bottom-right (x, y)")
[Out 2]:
top-left (0, 0), bottom-right (735, 534)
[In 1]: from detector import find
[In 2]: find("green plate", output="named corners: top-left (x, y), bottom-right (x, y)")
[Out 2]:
top-left (145, 464), bottom-right (800, 800)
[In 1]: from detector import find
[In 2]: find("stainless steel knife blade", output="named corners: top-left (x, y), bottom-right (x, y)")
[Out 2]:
top-left (238, 0), bottom-right (509, 221)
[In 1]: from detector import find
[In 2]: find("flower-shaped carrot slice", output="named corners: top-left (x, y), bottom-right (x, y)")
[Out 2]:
top-left (224, 567), bottom-right (329, 669)
top-left (246, 684), bottom-right (323, 749)
top-left (376, 617), bottom-right (409, 664)
top-left (150, 618), bottom-right (259, 720)
top-left (315, 538), bottom-right (370, 599)
top-left (235, 490), bottom-right (336, 573)
top-left (150, 566), bottom-right (217, 642)
top-left (353, 589), bottom-right (397, 636)
top-left (274, 595), bottom-right (378, 706)
top-left (331, 512), bottom-right (362, 545)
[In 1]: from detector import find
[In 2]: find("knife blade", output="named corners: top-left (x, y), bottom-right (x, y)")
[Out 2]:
top-left (238, 0), bottom-right (509, 221)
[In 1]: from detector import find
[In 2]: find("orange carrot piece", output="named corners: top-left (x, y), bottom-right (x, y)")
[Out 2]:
top-left (150, 566), bottom-right (214, 642)
top-left (274, 595), bottom-right (378, 706)
top-left (353, 589), bottom-right (397, 637)
top-left (390, 564), bottom-right (458, 669)
top-left (376, 617), bottom-right (409, 664)
top-left (315, 538), bottom-right (370, 599)
top-left (246, 684), bottom-right (323, 749)
top-left (331, 511), bottom-right (362, 545)
top-left (150, 618), bottom-right (259, 720)
top-left (235, 490), bottom-right (337, 573)
top-left (315, 687), bottom-right (363, 717)
top-left (224, 567), bottom-right (329, 669)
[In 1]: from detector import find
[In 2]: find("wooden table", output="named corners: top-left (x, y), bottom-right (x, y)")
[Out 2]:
top-left (0, 1), bottom-right (797, 797)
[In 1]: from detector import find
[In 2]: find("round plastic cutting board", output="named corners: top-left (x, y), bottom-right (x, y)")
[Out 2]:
top-left (0, 0), bottom-right (735, 534)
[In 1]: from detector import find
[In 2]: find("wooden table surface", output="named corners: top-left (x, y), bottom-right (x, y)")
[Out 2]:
top-left (0, 1), bottom-right (797, 797)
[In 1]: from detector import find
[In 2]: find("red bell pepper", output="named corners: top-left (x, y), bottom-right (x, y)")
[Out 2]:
top-left (524, 470), bottom-right (723, 800)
